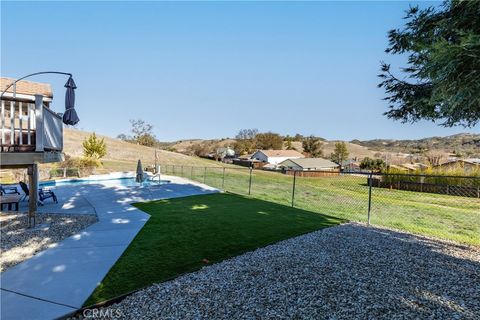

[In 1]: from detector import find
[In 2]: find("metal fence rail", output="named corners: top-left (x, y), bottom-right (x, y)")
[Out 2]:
top-left (161, 164), bottom-right (480, 245)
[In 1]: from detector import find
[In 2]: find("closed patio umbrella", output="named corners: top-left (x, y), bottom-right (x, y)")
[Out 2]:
top-left (136, 160), bottom-right (143, 183)
top-left (63, 76), bottom-right (80, 125)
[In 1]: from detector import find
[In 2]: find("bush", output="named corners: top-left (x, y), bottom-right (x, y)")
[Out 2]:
top-left (52, 155), bottom-right (102, 178)
top-left (384, 167), bottom-right (480, 187)
top-left (79, 157), bottom-right (101, 168)
top-left (83, 133), bottom-right (107, 159)
top-left (360, 157), bottom-right (386, 171)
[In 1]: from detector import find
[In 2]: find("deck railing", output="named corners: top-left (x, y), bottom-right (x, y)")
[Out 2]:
top-left (0, 95), bottom-right (63, 152)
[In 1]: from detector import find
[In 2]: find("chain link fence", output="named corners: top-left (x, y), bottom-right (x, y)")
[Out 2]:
top-left (161, 164), bottom-right (480, 245)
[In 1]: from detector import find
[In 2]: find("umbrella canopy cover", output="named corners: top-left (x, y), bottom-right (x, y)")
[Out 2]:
top-left (136, 160), bottom-right (143, 183)
top-left (63, 76), bottom-right (80, 125)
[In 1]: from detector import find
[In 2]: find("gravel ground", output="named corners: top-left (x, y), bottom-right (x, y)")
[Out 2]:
top-left (0, 212), bottom-right (97, 272)
top-left (92, 223), bottom-right (479, 320)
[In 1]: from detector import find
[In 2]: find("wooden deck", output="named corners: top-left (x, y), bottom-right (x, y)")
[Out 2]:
top-left (1, 95), bottom-right (63, 167)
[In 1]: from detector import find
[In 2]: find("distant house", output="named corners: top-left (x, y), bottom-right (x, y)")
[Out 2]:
top-left (279, 158), bottom-right (340, 171)
top-left (211, 147), bottom-right (235, 159)
top-left (434, 158), bottom-right (480, 174)
top-left (251, 149), bottom-right (304, 165)
top-left (341, 159), bottom-right (361, 172)
top-left (218, 147), bottom-right (235, 157)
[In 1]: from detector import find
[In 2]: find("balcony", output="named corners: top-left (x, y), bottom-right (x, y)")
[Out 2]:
top-left (0, 95), bottom-right (64, 167)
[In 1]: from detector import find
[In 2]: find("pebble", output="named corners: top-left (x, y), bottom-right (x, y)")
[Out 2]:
top-left (0, 212), bottom-right (97, 272)
top-left (86, 223), bottom-right (480, 319)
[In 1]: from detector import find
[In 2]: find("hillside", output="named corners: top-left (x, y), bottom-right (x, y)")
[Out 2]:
top-left (352, 133), bottom-right (480, 157)
top-left (66, 130), bottom-right (479, 168)
top-left (62, 128), bottom-right (226, 172)
top-left (1, 130), bottom-right (225, 183)
top-left (170, 138), bottom-right (237, 153)
top-left (162, 132), bottom-right (480, 162)
top-left (168, 138), bottom-right (382, 160)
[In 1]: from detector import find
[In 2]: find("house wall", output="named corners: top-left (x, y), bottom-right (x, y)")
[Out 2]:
top-left (279, 159), bottom-right (339, 171)
top-left (251, 151), bottom-right (269, 162)
top-left (251, 151), bottom-right (304, 165)
top-left (279, 159), bottom-right (302, 170)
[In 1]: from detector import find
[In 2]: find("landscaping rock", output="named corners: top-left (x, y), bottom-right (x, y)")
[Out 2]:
top-left (88, 223), bottom-right (480, 319)
top-left (0, 212), bottom-right (97, 272)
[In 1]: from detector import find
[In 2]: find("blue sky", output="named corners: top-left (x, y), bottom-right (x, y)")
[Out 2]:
top-left (1, 1), bottom-right (478, 141)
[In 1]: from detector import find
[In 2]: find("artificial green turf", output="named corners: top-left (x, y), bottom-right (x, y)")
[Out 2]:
top-left (171, 166), bottom-right (480, 245)
top-left (85, 193), bottom-right (343, 305)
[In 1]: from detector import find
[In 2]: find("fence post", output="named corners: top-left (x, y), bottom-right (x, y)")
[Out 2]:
top-left (181, 165), bottom-right (184, 177)
top-left (222, 167), bottom-right (226, 190)
top-left (191, 166), bottom-right (193, 179)
top-left (204, 167), bottom-right (207, 184)
top-left (248, 167), bottom-right (253, 195)
top-left (291, 170), bottom-right (297, 207)
top-left (367, 171), bottom-right (373, 226)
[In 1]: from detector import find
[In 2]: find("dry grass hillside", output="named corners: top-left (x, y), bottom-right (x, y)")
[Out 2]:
top-left (168, 138), bottom-right (377, 160)
top-left (62, 128), bottom-right (224, 172)
top-left (170, 139), bottom-right (237, 153)
top-left (0, 130), bottom-right (224, 183)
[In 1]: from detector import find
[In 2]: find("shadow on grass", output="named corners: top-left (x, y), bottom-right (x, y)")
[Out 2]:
top-left (85, 193), bottom-right (344, 305)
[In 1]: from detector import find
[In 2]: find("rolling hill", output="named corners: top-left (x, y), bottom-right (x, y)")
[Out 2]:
top-left (352, 133), bottom-right (480, 157)
top-left (2, 129), bottom-right (476, 183)
top-left (166, 133), bottom-right (480, 160)
top-left (62, 128), bottom-right (227, 172)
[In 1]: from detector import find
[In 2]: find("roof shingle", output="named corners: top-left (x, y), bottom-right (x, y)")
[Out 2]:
top-left (281, 157), bottom-right (339, 169)
top-left (1, 77), bottom-right (53, 98)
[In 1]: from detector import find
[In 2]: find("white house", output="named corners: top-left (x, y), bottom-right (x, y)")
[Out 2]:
top-left (279, 158), bottom-right (340, 171)
top-left (251, 149), bottom-right (304, 165)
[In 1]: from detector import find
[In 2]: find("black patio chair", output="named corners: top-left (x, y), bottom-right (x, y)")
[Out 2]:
top-left (0, 185), bottom-right (20, 195)
top-left (18, 181), bottom-right (58, 204)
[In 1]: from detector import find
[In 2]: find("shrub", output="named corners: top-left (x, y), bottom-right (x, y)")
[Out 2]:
top-left (83, 133), bottom-right (107, 159)
top-left (384, 167), bottom-right (480, 187)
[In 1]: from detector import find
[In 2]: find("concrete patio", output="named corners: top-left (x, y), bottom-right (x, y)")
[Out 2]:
top-left (0, 175), bottom-right (218, 320)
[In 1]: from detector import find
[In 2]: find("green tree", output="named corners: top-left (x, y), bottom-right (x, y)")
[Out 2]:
top-left (82, 133), bottom-right (107, 160)
top-left (234, 128), bottom-right (258, 154)
top-left (255, 132), bottom-right (283, 150)
top-left (129, 119), bottom-right (158, 147)
top-left (302, 135), bottom-right (323, 157)
top-left (379, 1), bottom-right (480, 127)
top-left (285, 136), bottom-right (296, 150)
top-left (293, 133), bottom-right (304, 141)
top-left (360, 157), bottom-right (386, 172)
top-left (331, 142), bottom-right (349, 165)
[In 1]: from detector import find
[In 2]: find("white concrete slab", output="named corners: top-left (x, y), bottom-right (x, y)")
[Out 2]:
top-left (1, 246), bottom-right (126, 308)
top-left (58, 227), bottom-right (141, 249)
top-left (0, 290), bottom-right (76, 320)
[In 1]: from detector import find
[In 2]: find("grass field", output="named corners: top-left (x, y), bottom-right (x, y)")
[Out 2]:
top-left (86, 193), bottom-right (343, 305)
top-left (164, 165), bottom-right (480, 245)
